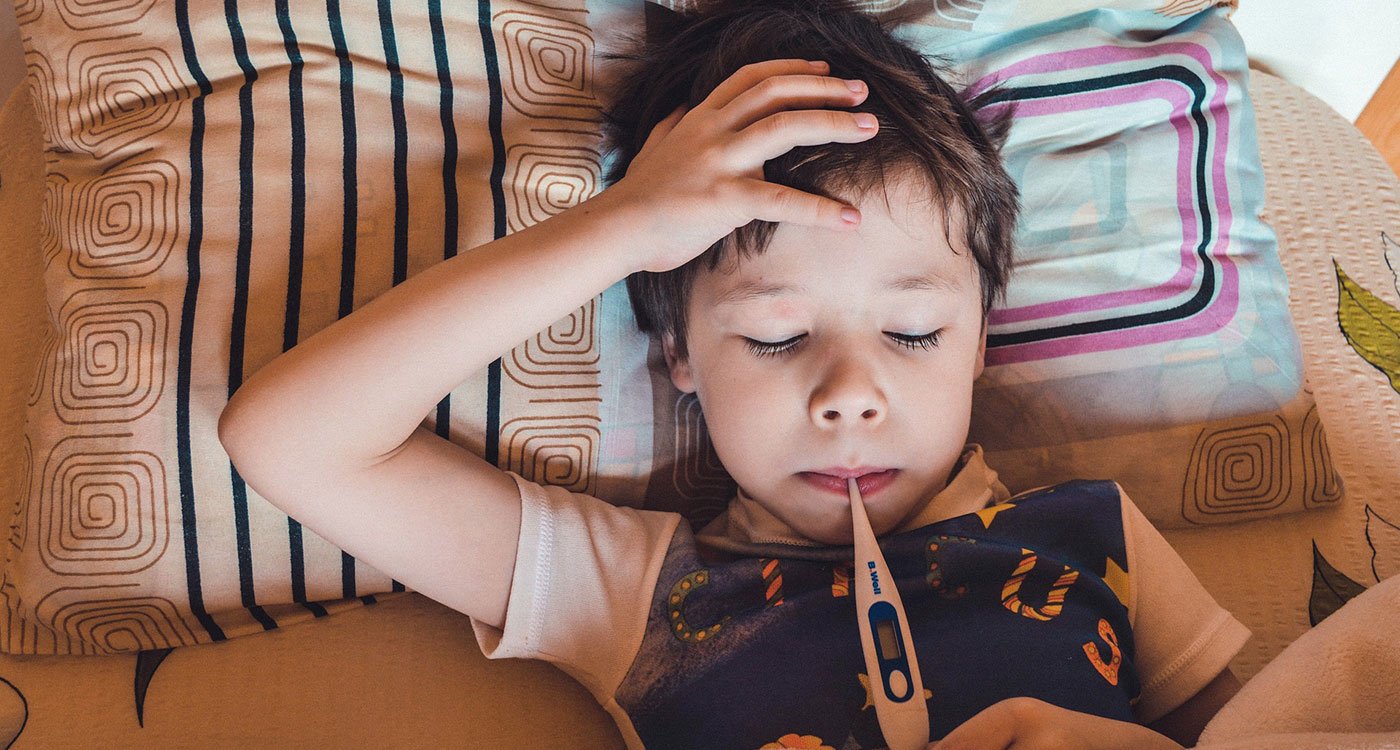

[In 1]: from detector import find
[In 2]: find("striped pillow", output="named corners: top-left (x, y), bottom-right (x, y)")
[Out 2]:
top-left (941, 7), bottom-right (1345, 527)
top-left (7, 0), bottom-right (648, 655)
top-left (636, 1), bottom-right (1344, 531)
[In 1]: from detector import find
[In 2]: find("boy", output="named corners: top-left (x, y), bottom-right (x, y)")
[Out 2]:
top-left (217, 1), bottom-right (1248, 747)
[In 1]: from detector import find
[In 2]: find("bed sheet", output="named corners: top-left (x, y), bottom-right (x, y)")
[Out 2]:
top-left (1160, 70), bottom-right (1400, 683)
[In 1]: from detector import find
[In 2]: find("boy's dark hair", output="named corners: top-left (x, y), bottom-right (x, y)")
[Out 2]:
top-left (599, 0), bottom-right (1021, 362)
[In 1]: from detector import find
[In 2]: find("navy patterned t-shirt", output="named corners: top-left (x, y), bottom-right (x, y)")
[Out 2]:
top-left (614, 480), bottom-right (1140, 750)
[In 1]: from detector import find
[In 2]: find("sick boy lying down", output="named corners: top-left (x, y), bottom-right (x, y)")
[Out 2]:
top-left (218, 1), bottom-right (1250, 747)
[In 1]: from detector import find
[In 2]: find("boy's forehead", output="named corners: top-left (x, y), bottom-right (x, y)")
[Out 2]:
top-left (696, 175), bottom-right (978, 310)
top-left (706, 232), bottom-right (975, 306)
top-left (709, 265), bottom-right (966, 309)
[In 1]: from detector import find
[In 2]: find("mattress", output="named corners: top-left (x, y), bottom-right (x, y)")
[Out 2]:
top-left (0, 59), bottom-right (1397, 750)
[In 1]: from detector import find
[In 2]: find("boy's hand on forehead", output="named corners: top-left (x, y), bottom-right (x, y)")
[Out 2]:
top-left (614, 57), bottom-right (878, 274)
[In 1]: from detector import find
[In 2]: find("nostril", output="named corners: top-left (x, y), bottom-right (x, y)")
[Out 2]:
top-left (822, 409), bottom-right (880, 420)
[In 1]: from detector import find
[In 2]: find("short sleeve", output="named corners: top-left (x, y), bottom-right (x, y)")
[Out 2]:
top-left (1117, 482), bottom-right (1252, 724)
top-left (467, 471), bottom-right (682, 701)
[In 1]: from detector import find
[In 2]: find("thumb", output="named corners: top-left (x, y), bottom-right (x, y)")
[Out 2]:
top-left (635, 104), bottom-right (687, 161)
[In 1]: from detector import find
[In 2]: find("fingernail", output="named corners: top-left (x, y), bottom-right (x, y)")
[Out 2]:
top-left (846, 79), bottom-right (865, 93)
top-left (841, 207), bottom-right (860, 224)
top-left (810, 60), bottom-right (829, 70)
top-left (855, 113), bottom-right (877, 129)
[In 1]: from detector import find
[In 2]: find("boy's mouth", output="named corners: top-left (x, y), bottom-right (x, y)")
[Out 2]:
top-left (799, 469), bottom-right (899, 497)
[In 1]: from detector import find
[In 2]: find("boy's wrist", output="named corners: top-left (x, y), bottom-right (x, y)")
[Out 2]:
top-left (568, 178), bottom-right (665, 278)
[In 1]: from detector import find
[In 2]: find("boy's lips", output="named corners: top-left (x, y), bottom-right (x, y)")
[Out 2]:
top-left (799, 469), bottom-right (899, 497)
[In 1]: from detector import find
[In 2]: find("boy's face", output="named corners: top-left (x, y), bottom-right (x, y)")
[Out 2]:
top-left (662, 175), bottom-right (988, 545)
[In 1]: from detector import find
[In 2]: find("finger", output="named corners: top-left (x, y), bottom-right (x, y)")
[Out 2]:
top-left (716, 72), bottom-right (867, 133)
top-left (932, 700), bottom-right (1019, 750)
top-left (729, 108), bottom-right (879, 166)
top-left (700, 58), bottom-right (828, 112)
top-left (636, 104), bottom-right (687, 161)
top-left (738, 177), bottom-right (862, 230)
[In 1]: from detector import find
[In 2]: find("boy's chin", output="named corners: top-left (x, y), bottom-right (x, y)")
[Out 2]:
top-left (796, 520), bottom-right (860, 547)
top-left (801, 498), bottom-right (909, 545)
top-left (803, 531), bottom-right (855, 547)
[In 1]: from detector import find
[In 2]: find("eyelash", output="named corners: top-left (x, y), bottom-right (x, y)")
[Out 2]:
top-left (743, 331), bottom-right (943, 358)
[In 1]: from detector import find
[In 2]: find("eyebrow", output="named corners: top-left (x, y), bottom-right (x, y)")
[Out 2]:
top-left (713, 272), bottom-right (963, 307)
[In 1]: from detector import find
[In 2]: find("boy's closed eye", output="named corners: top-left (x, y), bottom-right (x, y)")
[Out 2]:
top-left (742, 330), bottom-right (945, 357)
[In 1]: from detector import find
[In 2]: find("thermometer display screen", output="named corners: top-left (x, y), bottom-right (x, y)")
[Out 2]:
top-left (876, 619), bottom-right (902, 659)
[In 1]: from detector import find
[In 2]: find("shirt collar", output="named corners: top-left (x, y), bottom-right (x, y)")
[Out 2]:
top-left (694, 443), bottom-right (1010, 558)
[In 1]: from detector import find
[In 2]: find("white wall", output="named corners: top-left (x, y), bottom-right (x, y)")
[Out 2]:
top-left (1231, 0), bottom-right (1399, 122)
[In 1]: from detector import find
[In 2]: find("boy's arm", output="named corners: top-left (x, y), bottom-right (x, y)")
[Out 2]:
top-left (219, 186), bottom-right (647, 472)
top-left (1113, 480), bottom-right (1250, 746)
top-left (216, 187), bottom-right (650, 629)
top-left (1147, 666), bottom-right (1242, 747)
top-left (218, 57), bottom-right (874, 629)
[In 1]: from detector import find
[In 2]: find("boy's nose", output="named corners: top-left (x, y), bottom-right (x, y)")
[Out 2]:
top-left (809, 357), bottom-right (887, 429)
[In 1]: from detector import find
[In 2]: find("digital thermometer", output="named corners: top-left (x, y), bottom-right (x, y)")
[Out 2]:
top-left (849, 477), bottom-right (929, 750)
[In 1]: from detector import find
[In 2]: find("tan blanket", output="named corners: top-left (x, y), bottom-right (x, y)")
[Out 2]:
top-left (1198, 574), bottom-right (1400, 748)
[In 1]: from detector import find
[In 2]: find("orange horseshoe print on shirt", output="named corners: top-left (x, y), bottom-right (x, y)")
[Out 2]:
top-left (1001, 548), bottom-right (1081, 621)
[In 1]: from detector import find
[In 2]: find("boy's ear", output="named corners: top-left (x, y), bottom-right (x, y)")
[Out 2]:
top-left (974, 316), bottom-right (987, 380)
top-left (661, 332), bottom-right (697, 394)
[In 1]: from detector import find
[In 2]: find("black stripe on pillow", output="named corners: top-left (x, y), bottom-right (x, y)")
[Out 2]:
top-left (379, 0), bottom-right (410, 287)
top-left (376, 0), bottom-right (410, 596)
top-left (478, 0), bottom-right (505, 468)
top-left (176, 0), bottom-right (228, 645)
top-left (431, 0), bottom-right (461, 265)
top-left (275, 0), bottom-right (331, 618)
top-left (428, 0), bottom-right (460, 524)
top-left (323, 0), bottom-right (364, 603)
top-left (224, 0), bottom-right (279, 632)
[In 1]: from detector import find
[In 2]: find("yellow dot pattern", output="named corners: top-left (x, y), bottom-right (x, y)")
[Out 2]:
top-left (667, 569), bottom-right (730, 643)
